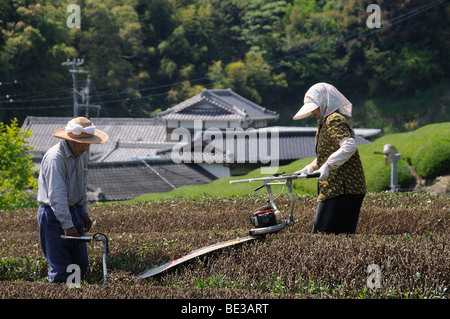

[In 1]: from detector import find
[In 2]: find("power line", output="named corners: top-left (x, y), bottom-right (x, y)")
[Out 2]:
top-left (1, 104), bottom-right (73, 111)
top-left (1, 0), bottom-right (446, 112)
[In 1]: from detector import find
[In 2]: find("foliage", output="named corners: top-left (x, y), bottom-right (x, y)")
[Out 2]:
top-left (0, 0), bottom-right (448, 130)
top-left (0, 118), bottom-right (37, 210)
top-left (411, 140), bottom-right (450, 180)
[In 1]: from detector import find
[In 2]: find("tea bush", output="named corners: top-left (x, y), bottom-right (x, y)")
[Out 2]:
top-left (0, 193), bottom-right (448, 299)
top-left (411, 140), bottom-right (450, 179)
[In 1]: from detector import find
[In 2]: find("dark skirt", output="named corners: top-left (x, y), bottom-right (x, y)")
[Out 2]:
top-left (312, 194), bottom-right (365, 234)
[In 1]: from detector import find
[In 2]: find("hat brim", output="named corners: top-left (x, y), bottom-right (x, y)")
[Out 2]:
top-left (52, 128), bottom-right (109, 144)
top-left (293, 103), bottom-right (319, 120)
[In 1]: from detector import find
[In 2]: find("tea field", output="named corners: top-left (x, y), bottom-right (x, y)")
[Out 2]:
top-left (0, 192), bottom-right (448, 301)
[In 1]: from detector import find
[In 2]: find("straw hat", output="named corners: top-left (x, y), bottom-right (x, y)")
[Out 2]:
top-left (52, 117), bottom-right (109, 144)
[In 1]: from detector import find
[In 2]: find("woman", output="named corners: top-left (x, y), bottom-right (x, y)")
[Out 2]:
top-left (293, 83), bottom-right (366, 234)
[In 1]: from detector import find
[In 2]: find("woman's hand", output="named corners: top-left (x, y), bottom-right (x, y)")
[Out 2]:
top-left (314, 164), bottom-right (330, 181)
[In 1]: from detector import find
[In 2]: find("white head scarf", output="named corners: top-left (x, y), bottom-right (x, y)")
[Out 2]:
top-left (293, 83), bottom-right (352, 120)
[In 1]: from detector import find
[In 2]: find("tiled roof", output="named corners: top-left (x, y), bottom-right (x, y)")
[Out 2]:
top-left (22, 116), bottom-right (373, 201)
top-left (157, 127), bottom-right (371, 163)
top-left (157, 89), bottom-right (279, 122)
top-left (22, 117), bottom-right (166, 161)
top-left (87, 160), bottom-right (213, 201)
top-left (23, 117), bottom-right (372, 164)
top-left (100, 141), bottom-right (177, 162)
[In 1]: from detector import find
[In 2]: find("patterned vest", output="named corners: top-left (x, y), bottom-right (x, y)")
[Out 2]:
top-left (315, 112), bottom-right (366, 201)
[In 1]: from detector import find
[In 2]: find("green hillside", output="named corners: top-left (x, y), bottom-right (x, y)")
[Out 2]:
top-left (132, 122), bottom-right (450, 202)
top-left (358, 122), bottom-right (450, 192)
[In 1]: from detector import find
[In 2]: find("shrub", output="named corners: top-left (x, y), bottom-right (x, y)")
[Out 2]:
top-left (360, 122), bottom-right (449, 191)
top-left (411, 140), bottom-right (450, 180)
top-left (0, 118), bottom-right (37, 210)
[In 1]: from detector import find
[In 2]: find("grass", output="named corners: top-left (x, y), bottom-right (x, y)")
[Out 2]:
top-left (131, 157), bottom-right (317, 202)
top-left (132, 122), bottom-right (450, 202)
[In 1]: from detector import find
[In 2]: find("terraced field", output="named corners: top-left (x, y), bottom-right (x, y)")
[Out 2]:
top-left (0, 192), bottom-right (448, 300)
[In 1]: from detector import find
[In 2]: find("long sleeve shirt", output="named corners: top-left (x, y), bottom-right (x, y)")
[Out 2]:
top-left (37, 141), bottom-right (88, 229)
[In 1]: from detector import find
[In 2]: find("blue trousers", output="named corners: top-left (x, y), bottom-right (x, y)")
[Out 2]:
top-left (37, 204), bottom-right (89, 283)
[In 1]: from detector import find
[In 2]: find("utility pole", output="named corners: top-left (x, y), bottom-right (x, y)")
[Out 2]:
top-left (83, 75), bottom-right (91, 118)
top-left (80, 74), bottom-right (101, 118)
top-left (61, 58), bottom-right (89, 117)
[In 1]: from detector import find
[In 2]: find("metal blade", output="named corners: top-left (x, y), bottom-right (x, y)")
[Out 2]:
top-left (138, 236), bottom-right (255, 279)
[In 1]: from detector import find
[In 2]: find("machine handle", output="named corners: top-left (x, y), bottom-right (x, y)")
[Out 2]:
top-left (60, 235), bottom-right (93, 242)
top-left (93, 233), bottom-right (109, 254)
top-left (230, 172), bottom-right (320, 184)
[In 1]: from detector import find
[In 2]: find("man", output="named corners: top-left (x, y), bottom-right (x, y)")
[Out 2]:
top-left (37, 117), bottom-right (108, 283)
top-left (293, 83), bottom-right (366, 234)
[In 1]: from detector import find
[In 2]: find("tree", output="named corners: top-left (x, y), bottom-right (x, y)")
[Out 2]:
top-left (208, 52), bottom-right (287, 104)
top-left (0, 0), bottom-right (448, 129)
top-left (365, 46), bottom-right (442, 96)
top-left (0, 118), bottom-right (37, 210)
top-left (231, 0), bottom-right (287, 58)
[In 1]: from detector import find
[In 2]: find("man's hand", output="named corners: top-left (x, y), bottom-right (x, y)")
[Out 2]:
top-left (84, 214), bottom-right (92, 232)
top-left (64, 227), bottom-right (80, 237)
